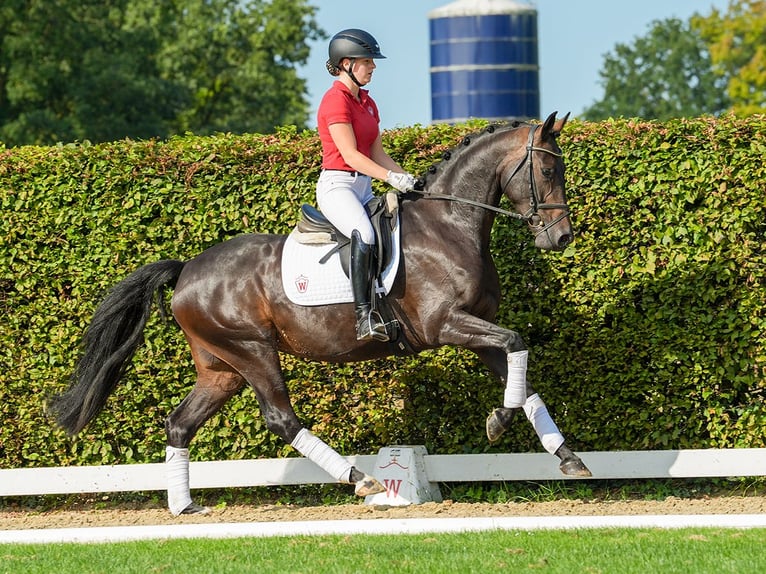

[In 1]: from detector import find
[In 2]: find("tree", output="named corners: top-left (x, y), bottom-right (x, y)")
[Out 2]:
top-left (0, 0), bottom-right (323, 146)
top-left (155, 0), bottom-right (323, 136)
top-left (0, 0), bottom-right (23, 135)
top-left (692, 0), bottom-right (766, 116)
top-left (582, 18), bottom-right (729, 121)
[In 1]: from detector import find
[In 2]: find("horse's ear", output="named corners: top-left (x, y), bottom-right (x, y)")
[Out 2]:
top-left (554, 112), bottom-right (570, 137)
top-left (541, 111), bottom-right (569, 139)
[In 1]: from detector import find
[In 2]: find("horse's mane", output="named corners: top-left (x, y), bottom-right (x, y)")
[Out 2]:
top-left (412, 120), bottom-right (531, 193)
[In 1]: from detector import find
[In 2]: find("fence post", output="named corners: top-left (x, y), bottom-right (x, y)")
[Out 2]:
top-left (364, 445), bottom-right (442, 506)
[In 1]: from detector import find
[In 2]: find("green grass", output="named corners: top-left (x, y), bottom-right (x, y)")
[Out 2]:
top-left (3, 528), bottom-right (765, 574)
top-left (3, 478), bottom-right (763, 573)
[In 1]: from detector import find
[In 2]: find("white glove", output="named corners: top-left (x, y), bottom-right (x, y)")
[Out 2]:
top-left (385, 170), bottom-right (416, 192)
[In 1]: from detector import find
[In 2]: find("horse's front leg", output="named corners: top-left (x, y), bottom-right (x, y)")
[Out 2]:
top-left (440, 313), bottom-right (591, 477)
top-left (485, 406), bottom-right (591, 477)
top-left (475, 347), bottom-right (591, 477)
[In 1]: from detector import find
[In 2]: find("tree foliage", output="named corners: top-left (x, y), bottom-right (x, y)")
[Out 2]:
top-left (0, 0), bottom-right (323, 146)
top-left (692, 0), bottom-right (766, 116)
top-left (585, 1), bottom-right (766, 120)
top-left (582, 18), bottom-right (729, 121)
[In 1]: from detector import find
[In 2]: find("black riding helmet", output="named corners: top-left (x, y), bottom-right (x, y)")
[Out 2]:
top-left (327, 29), bottom-right (386, 86)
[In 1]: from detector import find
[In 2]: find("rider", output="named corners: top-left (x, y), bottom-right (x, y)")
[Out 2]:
top-left (316, 28), bottom-right (416, 342)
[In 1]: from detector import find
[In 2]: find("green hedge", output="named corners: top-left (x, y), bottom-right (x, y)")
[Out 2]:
top-left (1, 116), bottom-right (764, 469)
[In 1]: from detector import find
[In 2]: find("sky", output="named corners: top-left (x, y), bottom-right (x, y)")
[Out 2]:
top-left (299, 0), bottom-right (730, 129)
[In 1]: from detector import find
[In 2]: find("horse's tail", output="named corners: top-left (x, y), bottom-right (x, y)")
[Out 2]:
top-left (48, 259), bottom-right (186, 436)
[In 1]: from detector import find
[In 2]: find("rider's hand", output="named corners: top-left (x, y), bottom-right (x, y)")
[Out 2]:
top-left (385, 171), bottom-right (416, 193)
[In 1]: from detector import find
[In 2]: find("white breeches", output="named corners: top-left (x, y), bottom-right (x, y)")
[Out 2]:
top-left (316, 169), bottom-right (375, 244)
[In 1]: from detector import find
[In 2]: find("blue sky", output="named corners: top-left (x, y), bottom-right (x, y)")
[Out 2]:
top-left (299, 0), bottom-right (730, 128)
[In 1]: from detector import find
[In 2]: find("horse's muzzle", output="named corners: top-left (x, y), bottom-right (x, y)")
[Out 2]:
top-left (534, 225), bottom-right (573, 251)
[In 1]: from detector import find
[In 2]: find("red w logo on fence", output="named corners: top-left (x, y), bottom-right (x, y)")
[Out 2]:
top-left (383, 479), bottom-right (402, 498)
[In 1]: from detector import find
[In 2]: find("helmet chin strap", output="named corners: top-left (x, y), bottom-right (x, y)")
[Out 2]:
top-left (342, 58), bottom-right (364, 87)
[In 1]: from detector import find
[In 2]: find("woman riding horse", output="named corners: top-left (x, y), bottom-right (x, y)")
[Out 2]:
top-left (49, 112), bottom-right (591, 515)
top-left (316, 29), bottom-right (416, 342)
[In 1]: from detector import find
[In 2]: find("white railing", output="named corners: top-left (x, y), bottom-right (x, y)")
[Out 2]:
top-left (1, 448), bottom-right (765, 498)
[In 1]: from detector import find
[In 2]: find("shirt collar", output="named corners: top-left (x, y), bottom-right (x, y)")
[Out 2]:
top-left (333, 80), bottom-right (369, 103)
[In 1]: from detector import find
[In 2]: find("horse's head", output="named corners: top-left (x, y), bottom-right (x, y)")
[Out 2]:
top-left (499, 112), bottom-right (573, 251)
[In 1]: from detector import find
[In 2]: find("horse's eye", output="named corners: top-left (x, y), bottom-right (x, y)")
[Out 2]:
top-left (541, 168), bottom-right (553, 178)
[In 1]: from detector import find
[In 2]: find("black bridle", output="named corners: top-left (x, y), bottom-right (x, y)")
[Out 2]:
top-left (417, 124), bottom-right (570, 235)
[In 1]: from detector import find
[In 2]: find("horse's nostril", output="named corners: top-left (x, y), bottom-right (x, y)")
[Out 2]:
top-left (558, 234), bottom-right (572, 248)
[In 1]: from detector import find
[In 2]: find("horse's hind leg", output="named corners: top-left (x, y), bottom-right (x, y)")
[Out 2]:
top-left (476, 348), bottom-right (592, 477)
top-left (165, 347), bottom-right (245, 515)
top-left (234, 343), bottom-right (385, 497)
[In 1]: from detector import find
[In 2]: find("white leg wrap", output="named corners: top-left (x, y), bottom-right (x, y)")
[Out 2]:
top-left (503, 350), bottom-right (528, 408)
top-left (523, 393), bottom-right (565, 455)
top-left (290, 428), bottom-right (353, 482)
top-left (166, 446), bottom-right (193, 516)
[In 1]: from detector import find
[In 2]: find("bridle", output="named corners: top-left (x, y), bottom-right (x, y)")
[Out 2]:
top-left (417, 124), bottom-right (570, 235)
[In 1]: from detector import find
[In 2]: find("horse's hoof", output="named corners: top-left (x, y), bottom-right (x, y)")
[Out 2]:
top-left (560, 456), bottom-right (592, 477)
top-left (354, 474), bottom-right (385, 496)
top-left (486, 408), bottom-right (515, 443)
top-left (180, 502), bottom-right (211, 515)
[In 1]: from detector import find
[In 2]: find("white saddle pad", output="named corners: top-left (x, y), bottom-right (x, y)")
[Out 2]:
top-left (281, 219), bottom-right (401, 306)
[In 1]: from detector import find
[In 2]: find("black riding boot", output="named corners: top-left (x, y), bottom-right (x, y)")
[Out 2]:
top-left (350, 231), bottom-right (389, 342)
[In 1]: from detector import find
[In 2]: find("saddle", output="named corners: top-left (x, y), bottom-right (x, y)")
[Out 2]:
top-left (293, 192), bottom-right (399, 279)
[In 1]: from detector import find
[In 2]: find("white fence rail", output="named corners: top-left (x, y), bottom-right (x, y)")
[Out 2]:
top-left (1, 449), bottom-right (765, 498)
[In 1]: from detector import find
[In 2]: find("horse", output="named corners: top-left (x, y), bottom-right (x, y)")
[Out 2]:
top-left (49, 112), bottom-right (591, 515)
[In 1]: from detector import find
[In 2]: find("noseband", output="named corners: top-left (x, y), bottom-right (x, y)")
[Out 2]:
top-left (417, 124), bottom-right (570, 234)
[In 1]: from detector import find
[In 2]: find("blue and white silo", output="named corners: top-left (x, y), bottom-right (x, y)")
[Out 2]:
top-left (429, 0), bottom-right (540, 124)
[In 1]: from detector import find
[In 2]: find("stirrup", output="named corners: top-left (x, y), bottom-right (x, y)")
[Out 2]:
top-left (356, 310), bottom-right (390, 342)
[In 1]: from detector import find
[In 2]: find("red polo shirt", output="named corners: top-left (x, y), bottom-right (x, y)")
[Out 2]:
top-left (317, 81), bottom-right (380, 170)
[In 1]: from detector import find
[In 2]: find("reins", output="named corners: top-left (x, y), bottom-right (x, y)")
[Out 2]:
top-left (414, 190), bottom-right (528, 220)
top-left (415, 124), bottom-right (570, 232)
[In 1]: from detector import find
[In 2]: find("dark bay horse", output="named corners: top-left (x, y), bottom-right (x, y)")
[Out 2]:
top-left (49, 112), bottom-right (591, 515)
